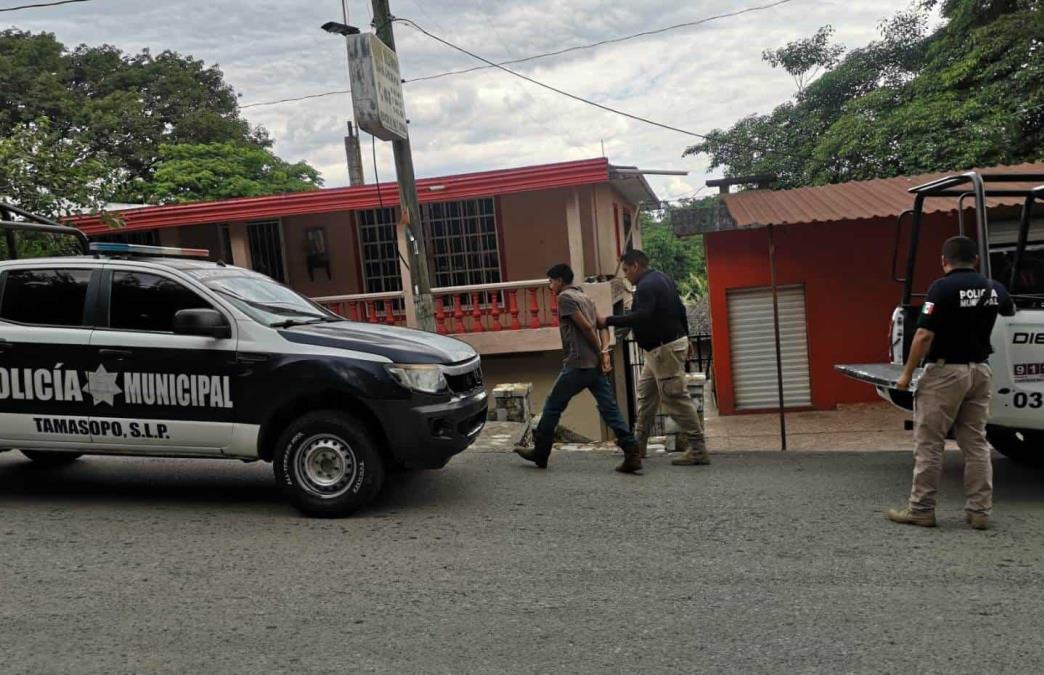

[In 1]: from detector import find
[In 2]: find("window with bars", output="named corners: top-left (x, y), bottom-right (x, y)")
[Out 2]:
top-left (422, 198), bottom-right (501, 289)
top-left (357, 207), bottom-right (402, 294)
top-left (355, 199), bottom-right (502, 298)
top-left (247, 220), bottom-right (285, 283)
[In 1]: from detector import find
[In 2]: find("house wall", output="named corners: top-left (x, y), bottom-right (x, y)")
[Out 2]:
top-left (282, 211), bottom-right (362, 298)
top-left (144, 183), bottom-right (639, 300)
top-left (173, 223), bottom-right (224, 256)
top-left (498, 189), bottom-right (572, 280)
top-left (705, 212), bottom-right (959, 415)
top-left (157, 228), bottom-right (179, 248)
top-left (592, 185), bottom-right (643, 275)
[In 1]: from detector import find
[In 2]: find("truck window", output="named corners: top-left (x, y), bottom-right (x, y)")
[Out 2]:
top-left (991, 248), bottom-right (1044, 305)
top-left (109, 272), bottom-right (212, 332)
top-left (0, 268), bottom-right (91, 326)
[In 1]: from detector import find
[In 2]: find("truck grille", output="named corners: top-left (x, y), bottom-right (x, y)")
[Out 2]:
top-left (446, 367), bottom-right (483, 394)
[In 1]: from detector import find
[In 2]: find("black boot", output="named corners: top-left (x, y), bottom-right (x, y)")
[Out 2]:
top-left (515, 433), bottom-right (552, 469)
top-left (615, 442), bottom-right (643, 474)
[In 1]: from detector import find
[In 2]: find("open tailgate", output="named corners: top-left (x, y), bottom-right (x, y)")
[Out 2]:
top-left (834, 363), bottom-right (923, 390)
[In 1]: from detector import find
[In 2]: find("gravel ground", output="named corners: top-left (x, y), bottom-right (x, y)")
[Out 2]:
top-left (0, 448), bottom-right (1042, 674)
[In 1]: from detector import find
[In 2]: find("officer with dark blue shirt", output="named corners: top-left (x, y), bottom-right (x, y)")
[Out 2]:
top-left (889, 236), bottom-right (1015, 530)
top-left (598, 250), bottom-right (709, 467)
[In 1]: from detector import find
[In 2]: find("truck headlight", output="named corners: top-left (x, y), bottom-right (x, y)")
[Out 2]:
top-left (385, 364), bottom-right (448, 394)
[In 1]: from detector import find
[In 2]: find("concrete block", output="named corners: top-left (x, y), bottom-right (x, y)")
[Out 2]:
top-left (492, 382), bottom-right (533, 423)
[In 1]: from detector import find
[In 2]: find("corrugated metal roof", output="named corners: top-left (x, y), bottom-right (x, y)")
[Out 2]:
top-left (68, 157), bottom-right (624, 235)
top-left (722, 163), bottom-right (1044, 229)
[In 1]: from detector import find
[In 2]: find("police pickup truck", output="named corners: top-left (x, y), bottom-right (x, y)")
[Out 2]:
top-left (0, 225), bottom-right (487, 516)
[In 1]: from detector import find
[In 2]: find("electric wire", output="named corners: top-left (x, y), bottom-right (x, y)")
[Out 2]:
top-left (0, 0), bottom-right (94, 10)
top-left (241, 89), bottom-right (350, 109)
top-left (397, 17), bottom-right (820, 165)
top-left (403, 0), bottom-right (796, 83)
top-left (238, 1), bottom-right (795, 108)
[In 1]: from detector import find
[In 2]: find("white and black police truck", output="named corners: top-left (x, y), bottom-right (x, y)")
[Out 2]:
top-left (0, 205), bottom-right (487, 516)
top-left (837, 171), bottom-right (1044, 466)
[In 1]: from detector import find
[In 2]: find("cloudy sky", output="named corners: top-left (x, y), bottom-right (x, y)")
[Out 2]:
top-left (7, 0), bottom-right (930, 201)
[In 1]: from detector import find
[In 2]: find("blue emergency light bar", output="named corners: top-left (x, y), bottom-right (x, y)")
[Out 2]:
top-left (89, 242), bottom-right (211, 259)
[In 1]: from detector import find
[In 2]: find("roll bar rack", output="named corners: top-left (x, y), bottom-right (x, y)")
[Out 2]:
top-left (897, 172), bottom-right (1044, 306)
top-left (0, 201), bottom-right (90, 258)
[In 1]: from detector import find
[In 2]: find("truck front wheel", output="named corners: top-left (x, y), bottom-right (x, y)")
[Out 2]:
top-left (986, 427), bottom-right (1044, 467)
top-left (273, 411), bottom-right (385, 517)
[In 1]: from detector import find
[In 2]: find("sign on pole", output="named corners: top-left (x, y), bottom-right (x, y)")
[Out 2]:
top-left (346, 33), bottom-right (409, 141)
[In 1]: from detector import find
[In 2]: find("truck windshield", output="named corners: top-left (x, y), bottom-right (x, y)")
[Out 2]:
top-left (201, 274), bottom-right (338, 326)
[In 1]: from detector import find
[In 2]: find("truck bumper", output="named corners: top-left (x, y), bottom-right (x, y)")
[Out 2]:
top-left (377, 390), bottom-right (488, 469)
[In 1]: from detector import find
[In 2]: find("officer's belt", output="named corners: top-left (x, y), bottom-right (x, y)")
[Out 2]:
top-left (932, 359), bottom-right (983, 366)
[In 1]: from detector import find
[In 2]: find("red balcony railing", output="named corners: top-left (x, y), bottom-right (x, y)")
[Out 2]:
top-left (312, 290), bottom-right (407, 327)
top-left (430, 280), bottom-right (557, 335)
top-left (312, 280), bottom-right (559, 334)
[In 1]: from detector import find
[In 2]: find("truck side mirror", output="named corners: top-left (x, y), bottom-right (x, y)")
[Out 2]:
top-left (173, 308), bottom-right (231, 339)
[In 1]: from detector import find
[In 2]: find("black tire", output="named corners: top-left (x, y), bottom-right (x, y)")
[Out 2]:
top-left (273, 410), bottom-right (385, 517)
top-left (20, 450), bottom-right (83, 465)
top-left (986, 427), bottom-right (1044, 467)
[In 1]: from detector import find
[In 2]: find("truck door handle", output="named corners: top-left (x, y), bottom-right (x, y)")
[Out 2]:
top-left (98, 348), bottom-right (133, 359)
top-left (236, 353), bottom-right (270, 364)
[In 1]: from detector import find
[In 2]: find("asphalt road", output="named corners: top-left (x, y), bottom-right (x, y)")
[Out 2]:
top-left (1, 448), bottom-right (1042, 674)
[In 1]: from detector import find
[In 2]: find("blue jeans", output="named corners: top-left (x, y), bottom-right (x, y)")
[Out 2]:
top-left (534, 367), bottom-right (636, 447)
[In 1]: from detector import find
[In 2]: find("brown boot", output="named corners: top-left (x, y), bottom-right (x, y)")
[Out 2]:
top-left (886, 507), bottom-right (937, 528)
top-left (671, 435), bottom-right (710, 466)
top-left (965, 511), bottom-right (990, 530)
top-left (615, 442), bottom-right (642, 474)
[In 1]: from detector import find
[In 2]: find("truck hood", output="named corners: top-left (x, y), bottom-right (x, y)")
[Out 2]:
top-left (278, 320), bottom-right (478, 365)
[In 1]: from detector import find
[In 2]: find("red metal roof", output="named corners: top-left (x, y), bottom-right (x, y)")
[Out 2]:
top-left (68, 157), bottom-right (612, 235)
top-left (722, 163), bottom-right (1044, 229)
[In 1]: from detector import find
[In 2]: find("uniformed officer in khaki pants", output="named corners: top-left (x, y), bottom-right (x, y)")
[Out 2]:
top-left (598, 250), bottom-right (709, 466)
top-left (890, 236), bottom-right (1015, 530)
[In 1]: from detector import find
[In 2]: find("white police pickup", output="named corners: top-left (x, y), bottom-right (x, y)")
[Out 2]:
top-left (0, 236), bottom-right (487, 516)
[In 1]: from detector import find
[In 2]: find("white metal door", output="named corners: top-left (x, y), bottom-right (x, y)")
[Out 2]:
top-left (727, 284), bottom-right (812, 410)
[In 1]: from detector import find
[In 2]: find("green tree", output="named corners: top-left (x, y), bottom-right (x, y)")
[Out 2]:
top-left (640, 199), bottom-right (712, 299)
top-left (686, 0), bottom-right (1044, 188)
top-left (0, 30), bottom-right (319, 217)
top-left (0, 118), bottom-right (122, 258)
top-left (0, 118), bottom-right (121, 217)
top-left (142, 142), bottom-right (322, 204)
top-left (762, 25), bottom-right (846, 94)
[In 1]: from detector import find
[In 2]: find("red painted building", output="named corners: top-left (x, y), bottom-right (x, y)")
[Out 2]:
top-left (678, 164), bottom-right (1044, 415)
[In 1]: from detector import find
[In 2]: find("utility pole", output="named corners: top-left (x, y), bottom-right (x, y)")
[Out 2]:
top-left (338, 2), bottom-right (365, 187)
top-left (370, 0), bottom-right (435, 333)
top-left (344, 122), bottom-right (365, 186)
